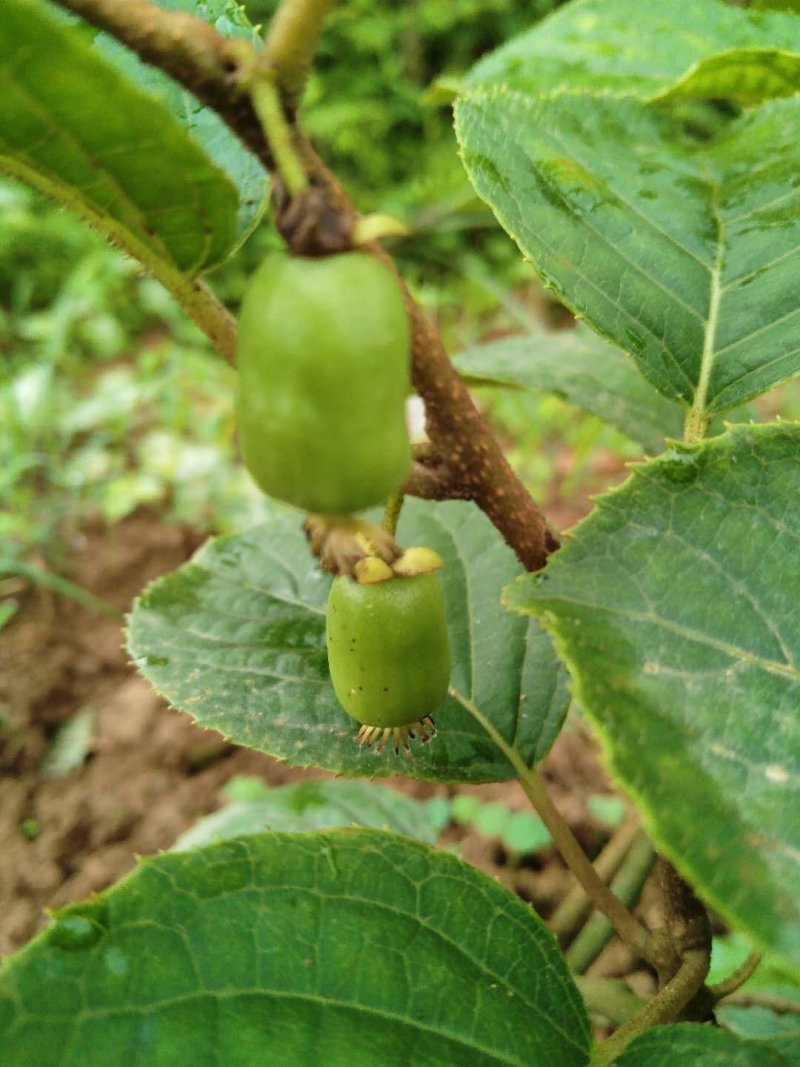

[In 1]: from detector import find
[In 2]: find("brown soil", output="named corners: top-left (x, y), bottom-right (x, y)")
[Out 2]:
top-left (1, 510), bottom-right (633, 965)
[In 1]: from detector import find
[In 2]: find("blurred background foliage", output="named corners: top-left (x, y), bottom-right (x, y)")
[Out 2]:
top-left (4, 0), bottom-right (798, 618)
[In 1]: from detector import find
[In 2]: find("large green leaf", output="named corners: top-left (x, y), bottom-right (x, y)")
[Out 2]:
top-left (505, 424), bottom-right (800, 972)
top-left (615, 1024), bottom-right (800, 1066)
top-left (0, 831), bottom-right (591, 1067)
top-left (455, 91), bottom-right (800, 419)
top-left (127, 500), bottom-right (570, 783)
top-left (0, 0), bottom-right (239, 276)
top-left (454, 328), bottom-right (682, 453)
top-left (173, 778), bottom-right (441, 850)
top-left (88, 0), bottom-right (268, 244)
top-left (464, 0), bottom-right (800, 99)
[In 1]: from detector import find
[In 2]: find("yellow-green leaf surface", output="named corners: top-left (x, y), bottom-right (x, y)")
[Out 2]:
top-left (127, 500), bottom-right (570, 783)
top-left (456, 91), bottom-right (800, 418)
top-left (0, 831), bottom-right (591, 1067)
top-left (505, 424), bottom-right (800, 972)
top-left (0, 0), bottom-right (239, 275)
top-left (615, 1025), bottom-right (800, 1067)
top-left (455, 327), bottom-right (682, 453)
top-left (465, 0), bottom-right (800, 99)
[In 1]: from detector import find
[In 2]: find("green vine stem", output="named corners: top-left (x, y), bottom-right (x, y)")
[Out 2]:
top-left (577, 978), bottom-right (645, 1029)
top-left (709, 950), bottom-right (763, 1001)
top-left (590, 948), bottom-right (711, 1067)
top-left (249, 76), bottom-right (308, 197)
top-left (263, 0), bottom-right (335, 106)
top-left (550, 812), bottom-right (642, 943)
top-left (565, 831), bottom-right (656, 974)
top-left (452, 691), bottom-right (651, 961)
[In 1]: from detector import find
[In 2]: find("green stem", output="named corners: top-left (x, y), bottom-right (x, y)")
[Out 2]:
top-left (550, 813), bottom-right (641, 943)
top-left (263, 0), bottom-right (335, 104)
top-left (381, 490), bottom-right (405, 536)
top-left (577, 977), bottom-right (645, 1028)
top-left (590, 949), bottom-right (710, 1066)
top-left (566, 832), bottom-right (656, 973)
top-left (250, 77), bottom-right (308, 197)
top-left (451, 690), bottom-right (650, 959)
top-left (709, 950), bottom-right (763, 1001)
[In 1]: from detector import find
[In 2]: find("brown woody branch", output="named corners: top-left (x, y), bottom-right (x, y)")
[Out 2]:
top-left (52, 0), bottom-right (274, 169)
top-left (52, 0), bottom-right (557, 570)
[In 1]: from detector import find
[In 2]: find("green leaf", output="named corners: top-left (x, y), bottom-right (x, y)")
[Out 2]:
top-left (90, 0), bottom-right (268, 244)
top-left (0, 0), bottom-right (239, 276)
top-left (173, 778), bottom-right (441, 850)
top-left (127, 500), bottom-right (570, 783)
top-left (454, 328), bottom-right (682, 453)
top-left (0, 830), bottom-right (591, 1067)
top-left (505, 423), bottom-right (800, 972)
top-left (658, 48), bottom-right (800, 106)
top-left (615, 1024), bottom-right (800, 1066)
top-left (769, 1035), bottom-right (800, 1059)
top-left (465, 0), bottom-right (800, 99)
top-left (455, 91), bottom-right (800, 418)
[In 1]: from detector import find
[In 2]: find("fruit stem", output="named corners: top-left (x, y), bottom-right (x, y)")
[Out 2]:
top-left (250, 76), bottom-right (308, 197)
top-left (381, 490), bottom-right (405, 536)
